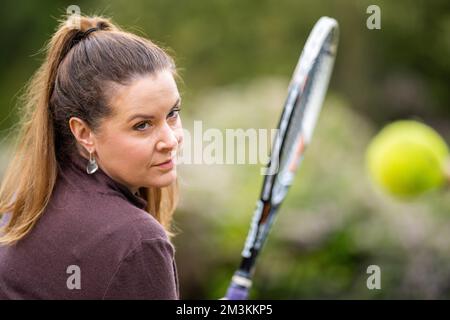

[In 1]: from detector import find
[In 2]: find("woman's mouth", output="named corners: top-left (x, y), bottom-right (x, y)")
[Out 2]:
top-left (154, 159), bottom-right (174, 170)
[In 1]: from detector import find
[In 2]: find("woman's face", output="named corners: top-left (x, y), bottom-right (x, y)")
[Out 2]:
top-left (93, 70), bottom-right (183, 193)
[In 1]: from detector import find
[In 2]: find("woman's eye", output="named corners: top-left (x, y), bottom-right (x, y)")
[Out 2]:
top-left (168, 108), bottom-right (181, 119)
top-left (134, 109), bottom-right (180, 131)
top-left (135, 121), bottom-right (151, 131)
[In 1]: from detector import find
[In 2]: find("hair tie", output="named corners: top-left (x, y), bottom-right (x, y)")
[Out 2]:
top-left (84, 27), bottom-right (99, 37)
top-left (71, 27), bottom-right (99, 47)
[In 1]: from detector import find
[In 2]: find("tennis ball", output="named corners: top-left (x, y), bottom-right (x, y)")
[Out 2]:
top-left (366, 120), bottom-right (449, 198)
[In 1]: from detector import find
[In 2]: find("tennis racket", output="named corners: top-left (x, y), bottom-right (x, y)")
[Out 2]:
top-left (224, 16), bottom-right (339, 300)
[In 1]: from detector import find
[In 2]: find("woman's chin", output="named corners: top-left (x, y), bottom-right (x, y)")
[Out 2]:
top-left (147, 170), bottom-right (177, 188)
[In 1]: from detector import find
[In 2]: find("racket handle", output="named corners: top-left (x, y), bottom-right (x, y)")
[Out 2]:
top-left (225, 283), bottom-right (249, 300)
top-left (224, 274), bottom-right (252, 300)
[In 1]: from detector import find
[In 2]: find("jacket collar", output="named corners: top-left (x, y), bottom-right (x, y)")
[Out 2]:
top-left (60, 151), bottom-right (148, 211)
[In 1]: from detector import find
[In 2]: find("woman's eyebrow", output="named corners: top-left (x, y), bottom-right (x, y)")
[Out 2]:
top-left (126, 98), bottom-right (181, 123)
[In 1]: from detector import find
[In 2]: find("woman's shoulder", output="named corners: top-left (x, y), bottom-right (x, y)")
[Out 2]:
top-left (42, 167), bottom-right (171, 258)
top-left (102, 194), bottom-right (169, 244)
top-left (45, 181), bottom-right (169, 249)
top-left (3, 189), bottom-right (174, 299)
top-left (81, 191), bottom-right (169, 245)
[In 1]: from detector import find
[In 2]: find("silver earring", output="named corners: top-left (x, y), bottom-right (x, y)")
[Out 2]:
top-left (86, 152), bottom-right (98, 174)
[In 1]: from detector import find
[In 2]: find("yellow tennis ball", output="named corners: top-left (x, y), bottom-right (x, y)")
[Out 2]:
top-left (366, 120), bottom-right (449, 198)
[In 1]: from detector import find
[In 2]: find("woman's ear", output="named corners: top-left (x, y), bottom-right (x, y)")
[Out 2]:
top-left (68, 117), bottom-right (96, 154)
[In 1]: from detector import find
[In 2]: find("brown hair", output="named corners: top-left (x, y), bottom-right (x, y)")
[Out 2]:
top-left (0, 15), bottom-right (179, 245)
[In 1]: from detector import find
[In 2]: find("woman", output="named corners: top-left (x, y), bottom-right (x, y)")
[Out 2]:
top-left (0, 15), bottom-right (183, 299)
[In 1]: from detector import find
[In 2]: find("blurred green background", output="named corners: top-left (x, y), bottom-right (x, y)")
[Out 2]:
top-left (1, 0), bottom-right (449, 299)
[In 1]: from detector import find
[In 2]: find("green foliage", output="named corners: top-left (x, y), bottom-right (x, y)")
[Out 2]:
top-left (1, 0), bottom-right (449, 131)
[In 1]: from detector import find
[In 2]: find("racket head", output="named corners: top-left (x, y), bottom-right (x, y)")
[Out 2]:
top-left (263, 17), bottom-right (339, 206)
top-left (225, 17), bottom-right (340, 300)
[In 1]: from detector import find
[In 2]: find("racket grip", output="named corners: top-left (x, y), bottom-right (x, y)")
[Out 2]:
top-left (225, 283), bottom-right (249, 300)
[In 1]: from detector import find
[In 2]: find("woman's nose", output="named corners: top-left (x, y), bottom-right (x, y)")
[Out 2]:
top-left (156, 123), bottom-right (179, 151)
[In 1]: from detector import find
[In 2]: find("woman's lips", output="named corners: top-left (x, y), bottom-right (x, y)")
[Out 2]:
top-left (154, 159), bottom-right (174, 170)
